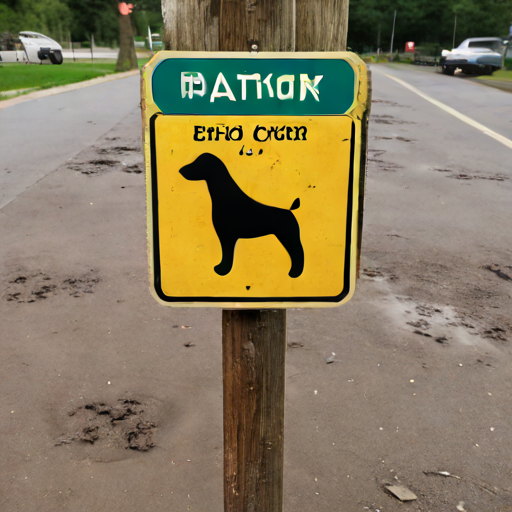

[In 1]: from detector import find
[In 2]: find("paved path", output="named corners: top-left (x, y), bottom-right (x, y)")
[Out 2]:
top-left (1, 61), bottom-right (511, 512)
top-left (0, 75), bottom-right (140, 210)
top-left (377, 63), bottom-right (512, 139)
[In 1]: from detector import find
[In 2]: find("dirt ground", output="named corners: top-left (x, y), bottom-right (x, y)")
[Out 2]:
top-left (1, 73), bottom-right (512, 511)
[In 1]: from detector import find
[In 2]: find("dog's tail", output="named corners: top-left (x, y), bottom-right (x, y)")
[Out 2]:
top-left (290, 198), bottom-right (300, 211)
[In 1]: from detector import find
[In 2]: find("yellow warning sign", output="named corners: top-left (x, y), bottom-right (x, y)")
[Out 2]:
top-left (141, 52), bottom-right (370, 308)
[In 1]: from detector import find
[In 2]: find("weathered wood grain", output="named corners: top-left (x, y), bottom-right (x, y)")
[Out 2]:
top-left (162, 0), bottom-right (295, 52)
top-left (222, 310), bottom-right (287, 512)
top-left (162, 0), bottom-right (220, 51)
top-left (218, 0), bottom-right (295, 51)
top-left (162, 0), bottom-right (349, 52)
top-left (295, 0), bottom-right (349, 51)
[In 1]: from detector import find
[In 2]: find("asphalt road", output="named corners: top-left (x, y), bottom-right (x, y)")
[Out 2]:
top-left (0, 75), bottom-right (140, 209)
top-left (387, 61), bottom-right (512, 93)
top-left (1, 66), bottom-right (511, 512)
top-left (379, 63), bottom-right (512, 138)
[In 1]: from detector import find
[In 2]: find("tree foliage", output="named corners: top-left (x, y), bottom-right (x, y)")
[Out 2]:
top-left (348, 0), bottom-right (512, 53)
top-left (0, 0), bottom-right (71, 41)
top-left (66, 0), bottom-right (118, 44)
top-left (0, 0), bottom-right (510, 50)
top-left (0, 0), bottom-right (163, 45)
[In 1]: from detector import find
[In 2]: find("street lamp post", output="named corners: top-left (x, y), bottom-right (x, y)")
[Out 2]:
top-left (452, 13), bottom-right (457, 48)
top-left (390, 10), bottom-right (397, 60)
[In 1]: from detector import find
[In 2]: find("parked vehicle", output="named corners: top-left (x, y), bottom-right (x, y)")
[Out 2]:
top-left (0, 31), bottom-right (63, 65)
top-left (413, 46), bottom-right (440, 66)
top-left (440, 37), bottom-right (503, 76)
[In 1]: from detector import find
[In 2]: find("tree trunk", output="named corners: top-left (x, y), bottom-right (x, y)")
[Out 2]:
top-left (116, 13), bottom-right (138, 72)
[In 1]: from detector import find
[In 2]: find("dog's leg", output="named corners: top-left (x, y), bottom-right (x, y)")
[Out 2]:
top-left (275, 217), bottom-right (304, 278)
top-left (214, 235), bottom-right (237, 276)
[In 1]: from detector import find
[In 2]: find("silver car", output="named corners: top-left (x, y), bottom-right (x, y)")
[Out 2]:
top-left (440, 37), bottom-right (503, 76)
top-left (0, 31), bottom-right (63, 65)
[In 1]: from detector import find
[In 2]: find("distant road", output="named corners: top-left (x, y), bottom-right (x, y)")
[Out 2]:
top-left (0, 75), bottom-right (140, 210)
top-left (375, 63), bottom-right (512, 141)
top-left (384, 62), bottom-right (512, 93)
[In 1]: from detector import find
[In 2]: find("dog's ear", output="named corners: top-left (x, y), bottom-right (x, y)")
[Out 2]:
top-left (204, 153), bottom-right (229, 173)
top-left (197, 153), bottom-right (228, 174)
top-left (198, 153), bottom-right (221, 166)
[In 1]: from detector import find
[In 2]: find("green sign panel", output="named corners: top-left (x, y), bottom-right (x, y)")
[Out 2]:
top-left (152, 58), bottom-right (356, 116)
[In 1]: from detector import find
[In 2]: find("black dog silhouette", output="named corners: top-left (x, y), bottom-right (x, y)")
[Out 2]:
top-left (179, 153), bottom-right (304, 278)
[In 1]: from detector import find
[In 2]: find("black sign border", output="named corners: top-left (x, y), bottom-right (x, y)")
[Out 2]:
top-left (150, 112), bottom-right (355, 304)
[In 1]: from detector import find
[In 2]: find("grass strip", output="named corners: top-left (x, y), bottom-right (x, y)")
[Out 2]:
top-left (0, 62), bottom-right (118, 93)
top-left (0, 59), bottom-right (149, 98)
top-left (476, 69), bottom-right (512, 83)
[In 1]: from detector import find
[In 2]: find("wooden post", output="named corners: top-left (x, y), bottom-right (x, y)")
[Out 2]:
top-left (161, 1), bottom-right (350, 510)
top-left (162, 1), bottom-right (349, 53)
top-left (223, 310), bottom-right (286, 511)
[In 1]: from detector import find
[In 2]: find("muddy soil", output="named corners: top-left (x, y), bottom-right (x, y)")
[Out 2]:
top-left (55, 398), bottom-right (157, 453)
top-left (4, 270), bottom-right (100, 302)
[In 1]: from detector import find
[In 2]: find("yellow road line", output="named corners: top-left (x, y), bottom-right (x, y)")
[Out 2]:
top-left (383, 73), bottom-right (512, 150)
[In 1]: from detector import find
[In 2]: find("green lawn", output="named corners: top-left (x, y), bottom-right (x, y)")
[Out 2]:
top-left (0, 62), bottom-right (119, 93)
top-left (477, 69), bottom-right (512, 82)
top-left (0, 59), bottom-right (149, 96)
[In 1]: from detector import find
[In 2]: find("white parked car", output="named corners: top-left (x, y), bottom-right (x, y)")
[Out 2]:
top-left (0, 31), bottom-right (63, 65)
top-left (440, 37), bottom-right (503, 76)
